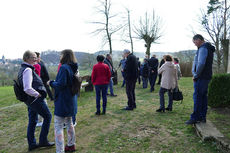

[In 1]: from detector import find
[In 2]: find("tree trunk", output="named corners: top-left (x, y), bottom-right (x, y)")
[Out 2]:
top-left (221, 39), bottom-right (229, 73)
top-left (145, 42), bottom-right (151, 58)
top-left (227, 40), bottom-right (230, 73)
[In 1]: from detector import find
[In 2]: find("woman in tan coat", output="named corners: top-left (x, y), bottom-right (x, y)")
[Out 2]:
top-left (156, 55), bottom-right (178, 112)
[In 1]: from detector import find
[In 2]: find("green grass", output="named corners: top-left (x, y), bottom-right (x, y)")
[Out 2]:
top-left (0, 77), bottom-right (228, 153)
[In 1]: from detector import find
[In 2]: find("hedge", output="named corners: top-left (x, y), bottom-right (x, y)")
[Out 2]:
top-left (208, 73), bottom-right (230, 108)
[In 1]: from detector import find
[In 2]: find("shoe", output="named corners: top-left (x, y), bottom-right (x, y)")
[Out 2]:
top-left (133, 105), bottom-right (136, 109)
top-left (156, 108), bottom-right (165, 112)
top-left (122, 106), bottom-right (133, 110)
top-left (102, 110), bottom-right (106, 115)
top-left (95, 112), bottom-right (100, 115)
top-left (28, 144), bottom-right (39, 151)
top-left (39, 141), bottom-right (55, 147)
top-left (36, 122), bottom-right (43, 127)
top-left (185, 119), bottom-right (197, 125)
top-left (73, 122), bottom-right (77, 127)
top-left (106, 93), bottom-right (110, 96)
top-left (63, 123), bottom-right (66, 129)
top-left (165, 108), bottom-right (172, 111)
top-left (65, 144), bottom-right (76, 152)
top-left (197, 118), bottom-right (206, 123)
top-left (110, 94), bottom-right (117, 97)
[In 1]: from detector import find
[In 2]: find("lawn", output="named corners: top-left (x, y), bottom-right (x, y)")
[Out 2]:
top-left (0, 77), bottom-right (229, 153)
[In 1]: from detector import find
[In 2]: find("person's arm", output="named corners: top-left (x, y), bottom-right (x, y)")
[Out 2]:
top-left (193, 47), bottom-right (208, 79)
top-left (23, 68), bottom-right (40, 98)
top-left (50, 66), bottom-right (68, 90)
top-left (158, 63), bottom-right (164, 74)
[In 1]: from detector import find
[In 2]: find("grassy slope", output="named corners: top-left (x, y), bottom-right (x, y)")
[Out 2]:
top-left (0, 77), bottom-right (227, 153)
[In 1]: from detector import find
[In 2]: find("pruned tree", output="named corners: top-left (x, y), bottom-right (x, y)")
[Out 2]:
top-left (91, 0), bottom-right (124, 54)
top-left (134, 10), bottom-right (163, 58)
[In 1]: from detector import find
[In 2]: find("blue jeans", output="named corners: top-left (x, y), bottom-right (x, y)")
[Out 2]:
top-left (190, 79), bottom-right (210, 121)
top-left (149, 73), bottom-right (157, 91)
top-left (142, 77), bottom-right (148, 88)
top-left (95, 84), bottom-right (108, 112)
top-left (159, 87), bottom-right (173, 109)
top-left (27, 97), bottom-right (52, 146)
top-left (107, 78), bottom-right (114, 95)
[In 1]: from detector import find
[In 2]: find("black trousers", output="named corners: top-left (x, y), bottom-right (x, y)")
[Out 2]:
top-left (126, 80), bottom-right (136, 108)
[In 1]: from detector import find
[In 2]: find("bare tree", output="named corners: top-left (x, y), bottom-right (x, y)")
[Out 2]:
top-left (91, 0), bottom-right (124, 54)
top-left (120, 8), bottom-right (134, 53)
top-left (200, 0), bottom-right (230, 73)
top-left (134, 10), bottom-right (163, 58)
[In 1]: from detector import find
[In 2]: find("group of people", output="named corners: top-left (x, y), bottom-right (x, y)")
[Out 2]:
top-left (18, 34), bottom-right (214, 152)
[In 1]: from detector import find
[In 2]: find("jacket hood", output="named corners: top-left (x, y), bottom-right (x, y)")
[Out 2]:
top-left (164, 61), bottom-right (174, 68)
top-left (68, 62), bottom-right (78, 73)
top-left (204, 42), bottom-right (215, 53)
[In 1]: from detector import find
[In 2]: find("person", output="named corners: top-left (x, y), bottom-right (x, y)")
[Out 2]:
top-left (156, 55), bottom-right (178, 112)
top-left (118, 55), bottom-right (126, 87)
top-left (148, 54), bottom-right (159, 92)
top-left (185, 34), bottom-right (215, 125)
top-left (140, 58), bottom-right (149, 88)
top-left (122, 49), bottom-right (138, 110)
top-left (157, 56), bottom-right (165, 85)
top-left (91, 55), bottom-right (111, 115)
top-left (34, 52), bottom-right (46, 127)
top-left (104, 54), bottom-right (117, 96)
top-left (57, 62), bottom-right (77, 127)
top-left (37, 53), bottom-right (54, 101)
top-left (174, 58), bottom-right (182, 80)
top-left (18, 51), bottom-right (54, 151)
top-left (48, 49), bottom-right (78, 152)
top-left (137, 57), bottom-right (141, 84)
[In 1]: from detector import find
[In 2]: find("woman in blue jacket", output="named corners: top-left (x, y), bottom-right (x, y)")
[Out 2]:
top-left (48, 49), bottom-right (78, 152)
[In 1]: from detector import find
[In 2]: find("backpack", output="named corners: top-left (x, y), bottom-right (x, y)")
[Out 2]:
top-left (68, 64), bottom-right (82, 95)
top-left (70, 71), bottom-right (82, 95)
top-left (13, 79), bottom-right (28, 102)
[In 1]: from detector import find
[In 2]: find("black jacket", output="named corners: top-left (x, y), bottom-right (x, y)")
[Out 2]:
top-left (39, 60), bottom-right (50, 83)
top-left (148, 57), bottom-right (159, 74)
top-left (124, 53), bottom-right (138, 81)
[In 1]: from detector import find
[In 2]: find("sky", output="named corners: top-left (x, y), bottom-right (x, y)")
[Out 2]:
top-left (0, 0), bottom-right (209, 59)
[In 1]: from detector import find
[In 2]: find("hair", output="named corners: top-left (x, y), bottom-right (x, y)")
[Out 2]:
top-left (35, 52), bottom-right (40, 58)
top-left (164, 55), bottom-right (173, 61)
top-left (60, 49), bottom-right (77, 64)
top-left (97, 55), bottom-right (105, 62)
top-left (173, 57), bottom-right (179, 63)
top-left (193, 34), bottom-right (204, 41)
top-left (123, 49), bottom-right (130, 54)
top-left (23, 50), bottom-right (35, 62)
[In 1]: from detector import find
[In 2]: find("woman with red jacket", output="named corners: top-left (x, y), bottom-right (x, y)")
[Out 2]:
top-left (91, 55), bottom-right (111, 115)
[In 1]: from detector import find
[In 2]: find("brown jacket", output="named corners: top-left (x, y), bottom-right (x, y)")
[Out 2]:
top-left (158, 61), bottom-right (178, 89)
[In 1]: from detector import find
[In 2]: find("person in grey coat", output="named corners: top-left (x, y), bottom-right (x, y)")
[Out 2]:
top-left (156, 55), bottom-right (177, 112)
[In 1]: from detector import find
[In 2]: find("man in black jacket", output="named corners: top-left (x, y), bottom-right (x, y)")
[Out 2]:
top-left (123, 49), bottom-right (138, 110)
top-left (148, 55), bottom-right (159, 92)
top-left (37, 53), bottom-right (54, 100)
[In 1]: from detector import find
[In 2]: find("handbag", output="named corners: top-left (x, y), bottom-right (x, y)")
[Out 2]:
top-left (172, 87), bottom-right (183, 103)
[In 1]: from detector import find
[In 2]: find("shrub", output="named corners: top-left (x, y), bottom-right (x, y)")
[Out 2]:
top-left (208, 73), bottom-right (230, 108)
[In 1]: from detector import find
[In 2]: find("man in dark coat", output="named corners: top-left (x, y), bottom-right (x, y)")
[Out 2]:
top-left (37, 53), bottom-right (54, 100)
top-left (123, 49), bottom-right (138, 110)
top-left (148, 55), bottom-right (159, 92)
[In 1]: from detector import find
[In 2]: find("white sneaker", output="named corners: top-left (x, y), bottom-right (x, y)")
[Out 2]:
top-left (36, 122), bottom-right (43, 127)
top-left (73, 122), bottom-right (77, 127)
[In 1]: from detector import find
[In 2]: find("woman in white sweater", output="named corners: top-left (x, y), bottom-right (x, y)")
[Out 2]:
top-left (156, 55), bottom-right (178, 112)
